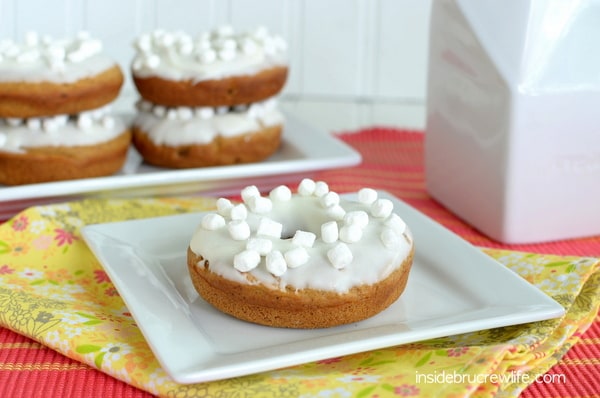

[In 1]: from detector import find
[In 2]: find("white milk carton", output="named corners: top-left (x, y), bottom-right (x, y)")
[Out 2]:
top-left (424, 0), bottom-right (600, 244)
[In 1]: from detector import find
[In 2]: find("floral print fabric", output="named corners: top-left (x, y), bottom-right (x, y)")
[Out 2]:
top-left (0, 198), bottom-right (598, 397)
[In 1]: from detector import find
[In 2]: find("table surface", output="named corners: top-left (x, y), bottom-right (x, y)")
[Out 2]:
top-left (1, 127), bottom-right (598, 398)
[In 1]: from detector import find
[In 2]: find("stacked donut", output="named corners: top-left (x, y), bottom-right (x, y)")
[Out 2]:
top-left (130, 25), bottom-right (288, 168)
top-left (0, 31), bottom-right (130, 185)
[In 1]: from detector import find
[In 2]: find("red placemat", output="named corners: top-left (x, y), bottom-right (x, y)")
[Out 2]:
top-left (1, 127), bottom-right (598, 397)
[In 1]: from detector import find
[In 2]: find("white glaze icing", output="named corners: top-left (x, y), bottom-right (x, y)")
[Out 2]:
top-left (0, 31), bottom-right (117, 83)
top-left (190, 180), bottom-right (413, 293)
top-left (132, 98), bottom-right (284, 145)
top-left (131, 25), bottom-right (287, 82)
top-left (0, 105), bottom-right (126, 153)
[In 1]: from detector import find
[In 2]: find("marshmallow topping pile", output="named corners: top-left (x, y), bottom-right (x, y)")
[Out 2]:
top-left (132, 25), bottom-right (286, 71)
top-left (199, 179), bottom-right (408, 276)
top-left (0, 31), bottom-right (102, 70)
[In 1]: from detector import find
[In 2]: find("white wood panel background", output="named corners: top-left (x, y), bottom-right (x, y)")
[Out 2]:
top-left (0, 0), bottom-right (432, 131)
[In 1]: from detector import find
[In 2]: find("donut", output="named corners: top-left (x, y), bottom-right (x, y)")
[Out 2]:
top-left (187, 179), bottom-right (414, 329)
top-left (0, 107), bottom-right (131, 185)
top-left (131, 98), bottom-right (283, 168)
top-left (0, 31), bottom-right (124, 118)
top-left (131, 26), bottom-right (288, 107)
top-left (130, 26), bottom-right (288, 169)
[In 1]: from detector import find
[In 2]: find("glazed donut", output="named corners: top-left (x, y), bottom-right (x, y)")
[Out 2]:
top-left (0, 32), bottom-right (124, 118)
top-left (0, 107), bottom-right (131, 185)
top-left (131, 26), bottom-right (288, 107)
top-left (131, 98), bottom-right (283, 168)
top-left (187, 179), bottom-right (414, 329)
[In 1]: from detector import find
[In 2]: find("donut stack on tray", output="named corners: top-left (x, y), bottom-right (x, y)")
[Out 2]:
top-left (130, 25), bottom-right (289, 168)
top-left (0, 32), bottom-right (131, 186)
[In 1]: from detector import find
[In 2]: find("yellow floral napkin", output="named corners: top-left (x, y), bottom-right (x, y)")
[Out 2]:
top-left (0, 197), bottom-right (598, 397)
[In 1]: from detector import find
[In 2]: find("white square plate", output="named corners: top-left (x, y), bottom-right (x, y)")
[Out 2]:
top-left (81, 192), bottom-right (564, 384)
top-left (0, 112), bottom-right (361, 219)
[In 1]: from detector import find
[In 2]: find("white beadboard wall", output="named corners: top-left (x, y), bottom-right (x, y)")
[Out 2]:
top-left (0, 0), bottom-right (431, 132)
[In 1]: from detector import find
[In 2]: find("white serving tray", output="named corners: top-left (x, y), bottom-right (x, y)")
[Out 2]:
top-left (0, 113), bottom-right (361, 219)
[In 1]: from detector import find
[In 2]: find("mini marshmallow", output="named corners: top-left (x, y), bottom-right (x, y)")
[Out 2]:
top-left (17, 49), bottom-right (39, 63)
top-left (253, 26), bottom-right (269, 40)
top-left (241, 185), bottom-right (261, 202)
top-left (26, 118), bottom-right (41, 130)
top-left (326, 204), bottom-right (346, 221)
top-left (217, 38), bottom-right (236, 51)
top-left (384, 213), bottom-right (407, 234)
top-left (247, 195), bottom-right (272, 214)
top-left (257, 217), bottom-right (283, 239)
top-left (266, 250), bottom-right (287, 276)
top-left (321, 221), bottom-right (339, 243)
top-left (228, 220), bottom-right (251, 240)
top-left (177, 106), bottom-right (193, 120)
top-left (135, 35), bottom-right (152, 52)
top-left (42, 118), bottom-right (58, 133)
top-left (67, 50), bottom-right (86, 63)
top-left (246, 237), bottom-right (273, 256)
top-left (247, 103), bottom-right (263, 119)
top-left (380, 227), bottom-right (400, 248)
top-left (284, 247), bottom-right (309, 268)
top-left (241, 38), bottom-right (258, 55)
top-left (198, 49), bottom-right (216, 64)
top-left (358, 188), bottom-right (378, 205)
top-left (320, 191), bottom-right (340, 208)
top-left (102, 116), bottom-right (115, 129)
top-left (327, 242), bottom-right (353, 269)
top-left (233, 250), bottom-right (261, 272)
top-left (195, 106), bottom-right (214, 119)
top-left (216, 197), bottom-right (233, 217)
top-left (178, 41), bottom-right (194, 55)
top-left (137, 100), bottom-right (153, 112)
top-left (297, 178), bottom-right (316, 196)
top-left (166, 108), bottom-right (177, 120)
top-left (145, 54), bottom-right (161, 68)
top-left (153, 105), bottom-right (167, 118)
top-left (371, 199), bottom-right (394, 218)
top-left (157, 32), bottom-right (175, 46)
top-left (6, 118), bottom-right (22, 127)
top-left (269, 185), bottom-right (292, 201)
top-left (24, 31), bottom-right (39, 46)
top-left (344, 211), bottom-right (369, 229)
top-left (53, 115), bottom-right (69, 126)
top-left (218, 48), bottom-right (237, 62)
top-left (339, 224), bottom-right (363, 243)
top-left (194, 37), bottom-right (211, 52)
top-left (201, 213), bottom-right (225, 230)
top-left (91, 107), bottom-right (108, 120)
top-left (292, 230), bottom-right (316, 248)
top-left (229, 203), bottom-right (248, 220)
top-left (313, 181), bottom-right (329, 197)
